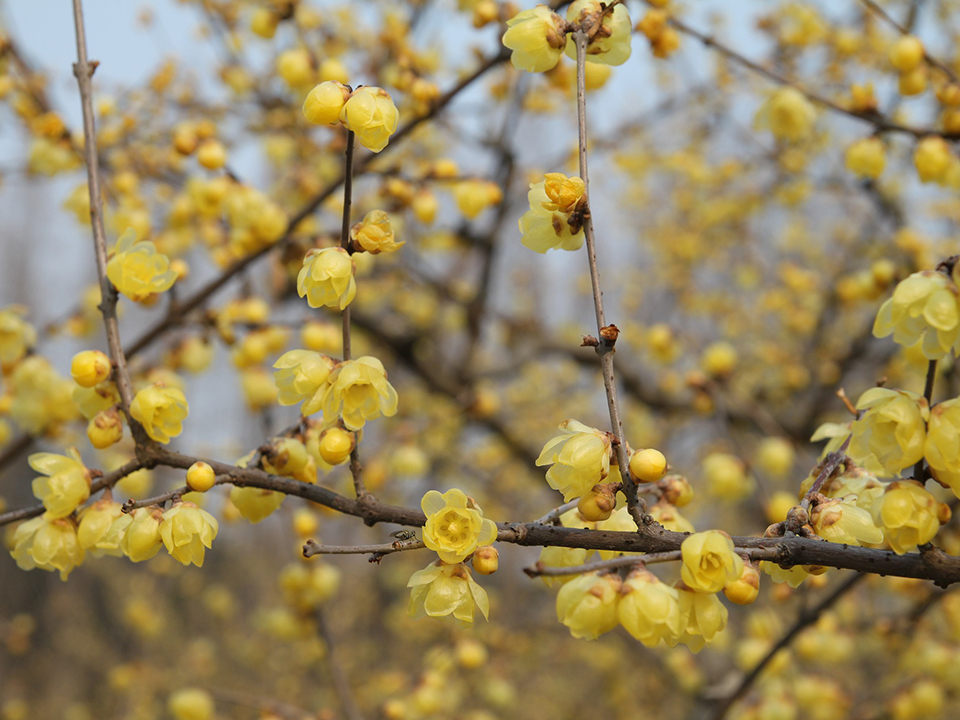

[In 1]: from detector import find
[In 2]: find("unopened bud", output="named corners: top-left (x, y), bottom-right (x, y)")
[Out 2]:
top-left (472, 546), bottom-right (499, 575)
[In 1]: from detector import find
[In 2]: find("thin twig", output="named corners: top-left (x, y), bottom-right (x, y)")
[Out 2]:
top-left (915, 359), bottom-right (937, 481)
top-left (70, 0), bottom-right (137, 419)
top-left (302, 538), bottom-right (424, 558)
top-left (572, 26), bottom-right (644, 526)
top-left (535, 499), bottom-right (580, 525)
top-left (710, 573), bottom-right (866, 720)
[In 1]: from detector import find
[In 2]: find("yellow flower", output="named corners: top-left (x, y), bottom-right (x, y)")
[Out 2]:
top-left (118, 508), bottom-right (164, 562)
top-left (872, 480), bottom-right (941, 554)
top-left (29, 449), bottom-right (91, 520)
top-left (262, 437), bottom-right (317, 484)
top-left (537, 546), bottom-right (590, 587)
top-left (0, 305), bottom-right (36, 365)
top-left (810, 496), bottom-right (883, 546)
top-left (302, 81), bottom-right (350, 125)
top-left (873, 270), bottom-right (960, 360)
top-left (502, 5), bottom-right (568, 72)
top-left (564, 0), bottom-right (632, 66)
top-left (845, 137), bottom-right (886, 179)
top-left (168, 688), bottom-right (215, 720)
top-left (914, 136), bottom-right (953, 183)
top-left (761, 560), bottom-right (809, 588)
top-left (230, 485), bottom-right (286, 523)
top-left (159, 502), bottom-right (219, 567)
top-left (889, 35), bottom-right (925, 72)
top-left (703, 452), bottom-right (755, 501)
top-left (297, 247), bottom-right (357, 310)
top-left (322, 356), bottom-right (399, 430)
top-left (519, 177), bottom-right (585, 254)
top-left (556, 571), bottom-right (622, 640)
top-left (273, 349), bottom-right (335, 415)
top-left (73, 380), bottom-right (121, 420)
top-left (754, 87), bottom-right (817, 142)
top-left (536, 419), bottom-right (612, 501)
top-left (724, 563), bottom-right (761, 605)
top-left (11, 516), bottom-right (85, 580)
top-left (421, 488), bottom-right (498, 564)
top-left (676, 587), bottom-right (728, 653)
top-left (9, 356), bottom-right (78, 434)
top-left (77, 499), bottom-right (124, 557)
top-left (408, 561), bottom-right (490, 624)
top-left (130, 384), bottom-right (189, 444)
top-left (106, 229), bottom-right (177, 302)
top-left (453, 179), bottom-right (503, 219)
top-left (926, 398), bottom-right (960, 494)
top-left (339, 86), bottom-right (399, 153)
top-left (617, 569), bottom-right (683, 648)
top-left (849, 388), bottom-right (928, 477)
top-left (70, 350), bottom-right (112, 388)
top-left (350, 210), bottom-right (404, 254)
top-left (680, 530), bottom-right (744, 594)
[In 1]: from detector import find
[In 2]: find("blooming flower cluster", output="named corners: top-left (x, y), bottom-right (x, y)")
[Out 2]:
top-left (519, 174), bottom-right (587, 254)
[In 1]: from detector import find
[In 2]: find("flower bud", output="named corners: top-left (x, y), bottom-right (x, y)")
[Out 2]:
top-left (472, 546), bottom-right (499, 575)
top-left (87, 406), bottom-right (124, 449)
top-left (71, 350), bottom-right (112, 388)
top-left (196, 139), bottom-right (226, 170)
top-left (186, 461), bottom-right (216, 493)
top-left (629, 448), bottom-right (668, 483)
top-left (889, 35), bottom-right (924, 72)
top-left (658, 474), bottom-right (694, 506)
top-left (302, 81), bottom-right (350, 125)
top-left (723, 562), bottom-right (761, 605)
top-left (318, 427), bottom-right (355, 465)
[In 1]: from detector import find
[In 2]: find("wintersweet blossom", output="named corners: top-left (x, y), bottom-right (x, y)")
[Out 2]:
top-left (130, 384), bottom-right (189, 444)
top-left (29, 449), bottom-right (91, 520)
top-left (536, 419), bottom-right (612, 501)
top-left (873, 270), bottom-right (960, 360)
top-left (0, 305), bottom-right (36, 365)
top-left (421, 488), bottom-right (498, 564)
top-left (810, 496), bottom-right (884, 546)
top-left (297, 247), bottom-right (356, 310)
top-left (519, 176), bottom-right (586, 254)
top-left (871, 480), bottom-right (941, 554)
top-left (118, 508), bottom-right (163, 562)
top-left (556, 572), bottom-right (622, 640)
top-left (676, 587), bottom-right (728, 653)
top-left (754, 87), bottom-right (816, 142)
top-left (849, 388), bottom-right (928, 477)
top-left (502, 5), bottom-right (568, 72)
top-left (350, 210), bottom-right (403, 254)
top-left (680, 530), bottom-right (744, 594)
top-left (159, 502), bottom-right (219, 567)
top-left (564, 0), bottom-right (632, 66)
top-left (339, 86), bottom-right (399, 153)
top-left (408, 561), bottom-right (490, 624)
top-left (106, 229), bottom-right (177, 302)
top-left (322, 356), bottom-right (399, 430)
top-left (272, 349), bottom-right (335, 415)
top-left (302, 81), bottom-right (350, 125)
top-left (617, 569), bottom-right (682, 647)
top-left (11, 516), bottom-right (85, 580)
top-left (926, 398), bottom-right (960, 494)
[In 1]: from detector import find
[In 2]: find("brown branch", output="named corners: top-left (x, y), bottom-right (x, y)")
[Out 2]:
top-left (71, 0), bottom-right (137, 419)
top-left (572, 27), bottom-right (644, 526)
top-left (710, 572), bottom-right (866, 720)
top-left (302, 538), bottom-right (424, 558)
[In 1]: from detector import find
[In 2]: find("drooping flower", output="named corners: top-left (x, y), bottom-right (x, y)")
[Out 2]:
top-left (322, 356), bottom-right (398, 430)
top-left (536, 419), bottom-right (612, 501)
top-left (872, 480), bottom-right (942, 554)
top-left (230, 485), bottom-right (286, 523)
top-left (849, 388), bottom-right (928, 477)
top-left (159, 502), bottom-right (219, 567)
top-left (408, 561), bottom-right (490, 624)
top-left (77, 499), bottom-right (125, 557)
top-left (564, 0), bottom-right (632, 67)
top-left (519, 176), bottom-right (586, 254)
top-left (617, 569), bottom-right (683, 647)
top-left (502, 5), bottom-right (569, 73)
top-left (873, 270), bottom-right (960, 360)
top-left (118, 507), bottom-right (164, 562)
top-left (297, 247), bottom-right (357, 310)
top-left (29, 449), bottom-right (91, 520)
top-left (11, 516), bottom-right (85, 580)
top-left (339, 86), bottom-right (399, 153)
top-left (0, 305), bottom-right (36, 366)
top-left (130, 384), bottom-right (189, 444)
top-left (272, 349), bottom-right (335, 415)
top-left (680, 530), bottom-right (744, 594)
top-left (556, 571), bottom-right (622, 640)
top-left (675, 586), bottom-right (728, 653)
top-left (421, 488), bottom-right (498, 564)
top-left (106, 229), bottom-right (177, 302)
